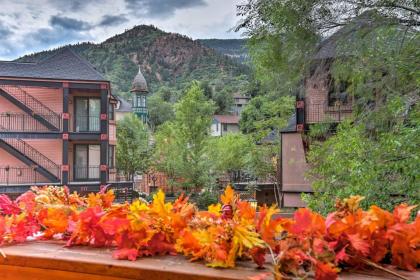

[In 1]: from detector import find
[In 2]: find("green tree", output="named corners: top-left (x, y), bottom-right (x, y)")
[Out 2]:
top-left (208, 133), bottom-right (253, 180)
top-left (238, 0), bottom-right (420, 212)
top-left (148, 94), bottom-right (174, 129)
top-left (240, 95), bottom-right (294, 140)
top-left (116, 113), bottom-right (151, 180)
top-left (154, 82), bottom-right (216, 192)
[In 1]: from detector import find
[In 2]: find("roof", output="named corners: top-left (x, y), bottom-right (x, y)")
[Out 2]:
top-left (131, 66), bottom-right (148, 93)
top-left (116, 97), bottom-right (132, 112)
top-left (0, 47), bottom-right (107, 81)
top-left (233, 93), bottom-right (250, 99)
top-left (280, 113), bottom-right (297, 133)
top-left (213, 115), bottom-right (240, 124)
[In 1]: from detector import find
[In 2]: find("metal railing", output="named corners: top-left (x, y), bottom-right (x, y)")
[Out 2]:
top-left (0, 138), bottom-right (61, 179)
top-left (0, 166), bottom-right (59, 185)
top-left (73, 115), bottom-right (101, 132)
top-left (0, 85), bottom-right (61, 129)
top-left (0, 113), bottom-right (61, 132)
top-left (72, 165), bottom-right (100, 181)
top-left (305, 101), bottom-right (353, 124)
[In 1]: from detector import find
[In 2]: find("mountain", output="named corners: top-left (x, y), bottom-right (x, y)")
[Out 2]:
top-left (197, 39), bottom-right (248, 62)
top-left (17, 25), bottom-right (251, 100)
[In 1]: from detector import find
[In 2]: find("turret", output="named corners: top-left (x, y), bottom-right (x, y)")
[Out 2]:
top-left (131, 66), bottom-right (149, 123)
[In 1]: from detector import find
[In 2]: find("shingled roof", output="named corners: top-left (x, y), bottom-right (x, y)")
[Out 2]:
top-left (0, 47), bottom-right (107, 81)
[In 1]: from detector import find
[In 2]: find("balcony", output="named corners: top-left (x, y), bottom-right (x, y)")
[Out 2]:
top-left (0, 166), bottom-right (60, 186)
top-left (72, 165), bottom-right (100, 181)
top-left (305, 101), bottom-right (353, 124)
top-left (0, 113), bottom-right (62, 132)
top-left (72, 115), bottom-right (100, 133)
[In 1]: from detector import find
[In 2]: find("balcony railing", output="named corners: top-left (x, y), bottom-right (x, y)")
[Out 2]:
top-left (72, 165), bottom-right (100, 181)
top-left (305, 101), bottom-right (353, 124)
top-left (0, 113), bottom-right (61, 132)
top-left (73, 115), bottom-right (100, 132)
top-left (0, 166), bottom-right (60, 185)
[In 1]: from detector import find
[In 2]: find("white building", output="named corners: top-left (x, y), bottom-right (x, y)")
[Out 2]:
top-left (211, 115), bottom-right (240, 136)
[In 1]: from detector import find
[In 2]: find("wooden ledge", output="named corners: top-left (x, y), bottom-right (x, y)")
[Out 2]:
top-left (0, 241), bottom-right (418, 280)
top-left (0, 241), bottom-right (270, 280)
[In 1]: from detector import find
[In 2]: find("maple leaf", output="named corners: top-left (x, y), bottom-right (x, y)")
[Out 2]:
top-left (112, 248), bottom-right (138, 261)
top-left (393, 204), bottom-right (417, 223)
top-left (207, 203), bottom-right (221, 216)
top-left (250, 246), bottom-right (266, 268)
top-left (220, 185), bottom-right (237, 206)
top-left (291, 208), bottom-right (325, 236)
top-left (347, 233), bottom-right (370, 256)
top-left (15, 191), bottom-right (37, 213)
top-left (315, 261), bottom-right (338, 280)
top-left (0, 195), bottom-right (20, 215)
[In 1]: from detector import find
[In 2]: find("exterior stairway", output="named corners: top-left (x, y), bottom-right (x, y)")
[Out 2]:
top-left (0, 85), bottom-right (61, 131)
top-left (0, 137), bottom-right (61, 183)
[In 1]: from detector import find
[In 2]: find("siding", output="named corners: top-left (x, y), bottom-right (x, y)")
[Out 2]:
top-left (109, 122), bottom-right (116, 144)
top-left (24, 87), bottom-right (63, 114)
top-left (0, 96), bottom-right (24, 114)
top-left (281, 133), bottom-right (312, 207)
top-left (23, 139), bottom-right (63, 165)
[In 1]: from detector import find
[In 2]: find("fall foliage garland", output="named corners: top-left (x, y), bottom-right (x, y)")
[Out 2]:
top-left (0, 186), bottom-right (418, 280)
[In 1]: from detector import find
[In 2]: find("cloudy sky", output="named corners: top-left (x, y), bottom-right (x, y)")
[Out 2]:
top-left (0, 0), bottom-right (243, 60)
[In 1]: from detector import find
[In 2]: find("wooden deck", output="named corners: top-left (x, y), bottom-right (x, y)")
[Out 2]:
top-left (0, 241), bottom-right (418, 280)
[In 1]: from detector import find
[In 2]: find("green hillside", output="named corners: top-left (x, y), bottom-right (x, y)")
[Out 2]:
top-left (18, 25), bottom-right (251, 101)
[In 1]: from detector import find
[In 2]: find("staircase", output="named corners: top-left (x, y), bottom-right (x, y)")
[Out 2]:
top-left (0, 138), bottom-right (61, 183)
top-left (0, 85), bottom-right (61, 131)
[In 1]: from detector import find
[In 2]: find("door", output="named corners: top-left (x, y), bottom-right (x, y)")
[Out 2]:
top-left (75, 98), bottom-right (100, 132)
top-left (74, 144), bottom-right (100, 180)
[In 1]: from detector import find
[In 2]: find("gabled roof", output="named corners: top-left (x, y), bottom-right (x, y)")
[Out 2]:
top-left (213, 115), bottom-right (240, 124)
top-left (116, 96), bottom-right (133, 112)
top-left (0, 47), bottom-right (107, 81)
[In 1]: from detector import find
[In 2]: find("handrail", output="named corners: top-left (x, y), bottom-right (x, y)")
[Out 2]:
top-left (0, 85), bottom-right (61, 129)
top-left (1, 138), bottom-right (60, 178)
top-left (0, 113), bottom-right (59, 132)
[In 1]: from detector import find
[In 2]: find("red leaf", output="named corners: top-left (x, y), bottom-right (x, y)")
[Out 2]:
top-left (315, 261), bottom-right (338, 280)
top-left (0, 195), bottom-right (20, 215)
top-left (347, 233), bottom-right (370, 256)
top-left (393, 204), bottom-right (417, 223)
top-left (250, 246), bottom-right (266, 268)
top-left (112, 248), bottom-right (138, 261)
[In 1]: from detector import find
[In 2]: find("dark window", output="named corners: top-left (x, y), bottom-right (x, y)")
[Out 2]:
top-left (73, 144), bottom-right (100, 181)
top-left (109, 103), bottom-right (115, 120)
top-left (327, 75), bottom-right (350, 106)
top-left (223, 123), bottom-right (228, 131)
top-left (108, 145), bottom-right (115, 169)
top-left (74, 97), bottom-right (100, 132)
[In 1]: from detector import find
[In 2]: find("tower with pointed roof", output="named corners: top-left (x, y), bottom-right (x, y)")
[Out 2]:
top-left (131, 66), bottom-right (149, 123)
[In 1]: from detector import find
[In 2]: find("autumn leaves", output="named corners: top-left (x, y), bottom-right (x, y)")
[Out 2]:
top-left (0, 186), bottom-right (419, 280)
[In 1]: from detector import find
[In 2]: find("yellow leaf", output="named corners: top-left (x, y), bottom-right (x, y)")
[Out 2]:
top-left (208, 203), bottom-right (221, 215)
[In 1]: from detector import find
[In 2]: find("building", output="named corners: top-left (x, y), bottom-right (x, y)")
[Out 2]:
top-left (210, 115), bottom-right (240, 136)
top-left (115, 96), bottom-right (133, 121)
top-left (279, 18), bottom-right (363, 208)
top-left (131, 67), bottom-right (149, 124)
top-left (232, 93), bottom-right (250, 115)
top-left (0, 47), bottom-right (131, 197)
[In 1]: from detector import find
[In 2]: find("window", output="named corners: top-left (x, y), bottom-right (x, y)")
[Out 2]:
top-left (109, 103), bottom-right (115, 120)
top-left (74, 144), bottom-right (100, 180)
top-left (223, 123), bottom-right (228, 132)
top-left (75, 97), bottom-right (100, 132)
top-left (327, 75), bottom-right (350, 106)
top-left (108, 145), bottom-right (115, 169)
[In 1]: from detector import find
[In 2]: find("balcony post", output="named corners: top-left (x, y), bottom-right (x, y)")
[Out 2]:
top-left (62, 82), bottom-right (69, 185)
top-left (100, 84), bottom-right (109, 185)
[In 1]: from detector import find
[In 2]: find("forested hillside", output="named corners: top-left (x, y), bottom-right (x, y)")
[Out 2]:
top-left (17, 25), bottom-right (250, 100)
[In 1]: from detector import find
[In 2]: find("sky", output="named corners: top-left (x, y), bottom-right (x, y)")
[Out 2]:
top-left (0, 0), bottom-right (244, 60)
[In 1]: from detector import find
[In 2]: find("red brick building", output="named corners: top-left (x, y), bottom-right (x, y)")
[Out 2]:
top-left (0, 48), bottom-right (130, 197)
top-left (280, 23), bottom-right (356, 208)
